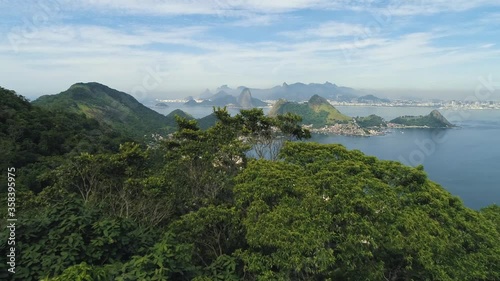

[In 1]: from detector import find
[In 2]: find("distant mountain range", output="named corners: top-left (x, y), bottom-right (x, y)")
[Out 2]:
top-left (186, 88), bottom-right (267, 108)
top-left (198, 82), bottom-right (387, 102)
top-left (356, 94), bottom-right (390, 104)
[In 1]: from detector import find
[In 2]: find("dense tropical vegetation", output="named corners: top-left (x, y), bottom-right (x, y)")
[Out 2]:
top-left (269, 95), bottom-right (351, 128)
top-left (33, 83), bottom-right (184, 139)
top-left (1, 86), bottom-right (499, 280)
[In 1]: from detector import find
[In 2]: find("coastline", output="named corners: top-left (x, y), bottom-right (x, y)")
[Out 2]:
top-left (307, 124), bottom-right (454, 137)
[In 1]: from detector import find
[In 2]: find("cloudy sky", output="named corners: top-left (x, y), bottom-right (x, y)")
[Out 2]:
top-left (1, 0), bottom-right (499, 100)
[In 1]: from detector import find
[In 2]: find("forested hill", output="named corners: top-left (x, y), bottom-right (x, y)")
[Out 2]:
top-left (0, 86), bottom-right (130, 192)
top-left (269, 94), bottom-right (351, 127)
top-left (33, 82), bottom-right (180, 138)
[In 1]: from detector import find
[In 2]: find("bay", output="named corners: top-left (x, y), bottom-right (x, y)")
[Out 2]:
top-left (151, 103), bottom-right (500, 209)
top-left (327, 106), bottom-right (500, 209)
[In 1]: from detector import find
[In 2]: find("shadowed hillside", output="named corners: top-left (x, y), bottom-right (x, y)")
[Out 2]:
top-left (33, 82), bottom-right (186, 138)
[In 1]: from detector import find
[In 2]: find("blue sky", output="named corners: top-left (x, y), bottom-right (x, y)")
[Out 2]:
top-left (1, 0), bottom-right (499, 100)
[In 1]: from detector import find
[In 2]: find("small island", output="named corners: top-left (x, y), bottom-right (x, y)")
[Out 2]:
top-left (155, 102), bottom-right (169, 108)
top-left (388, 110), bottom-right (455, 128)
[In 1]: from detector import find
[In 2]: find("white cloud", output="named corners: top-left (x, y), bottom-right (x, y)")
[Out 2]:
top-left (480, 12), bottom-right (500, 24)
top-left (3, 24), bottom-right (209, 55)
top-left (2, 1), bottom-right (500, 98)
top-left (374, 0), bottom-right (500, 16)
top-left (281, 21), bottom-right (367, 39)
top-left (231, 14), bottom-right (281, 26)
top-left (65, 0), bottom-right (500, 17)
top-left (3, 21), bottom-right (499, 98)
top-left (67, 0), bottom-right (334, 16)
top-left (480, 43), bottom-right (495, 49)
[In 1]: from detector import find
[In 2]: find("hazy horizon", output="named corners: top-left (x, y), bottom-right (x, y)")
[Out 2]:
top-left (16, 81), bottom-right (485, 103)
top-left (1, 1), bottom-right (499, 101)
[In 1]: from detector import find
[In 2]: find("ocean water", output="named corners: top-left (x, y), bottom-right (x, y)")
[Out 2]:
top-left (151, 104), bottom-right (500, 209)
top-left (326, 107), bottom-right (500, 209)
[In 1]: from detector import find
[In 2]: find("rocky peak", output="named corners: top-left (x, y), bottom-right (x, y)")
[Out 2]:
top-left (238, 88), bottom-right (253, 108)
top-left (430, 110), bottom-right (453, 127)
top-left (308, 94), bottom-right (329, 106)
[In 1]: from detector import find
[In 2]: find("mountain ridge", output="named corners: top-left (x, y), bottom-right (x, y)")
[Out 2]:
top-left (198, 81), bottom-right (389, 102)
top-left (33, 82), bottom-right (184, 138)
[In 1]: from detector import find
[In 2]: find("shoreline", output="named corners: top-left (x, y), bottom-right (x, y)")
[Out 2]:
top-left (309, 125), bottom-right (454, 137)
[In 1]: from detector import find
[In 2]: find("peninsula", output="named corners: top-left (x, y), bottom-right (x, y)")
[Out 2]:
top-left (269, 95), bottom-right (455, 136)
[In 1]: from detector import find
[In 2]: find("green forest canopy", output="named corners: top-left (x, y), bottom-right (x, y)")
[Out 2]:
top-left (0, 87), bottom-right (498, 280)
top-left (33, 82), bottom-right (183, 139)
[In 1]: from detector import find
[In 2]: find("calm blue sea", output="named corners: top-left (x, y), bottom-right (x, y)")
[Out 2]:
top-left (151, 103), bottom-right (500, 209)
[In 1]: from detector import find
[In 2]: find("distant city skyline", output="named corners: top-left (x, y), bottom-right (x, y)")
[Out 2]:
top-left (1, 1), bottom-right (499, 100)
